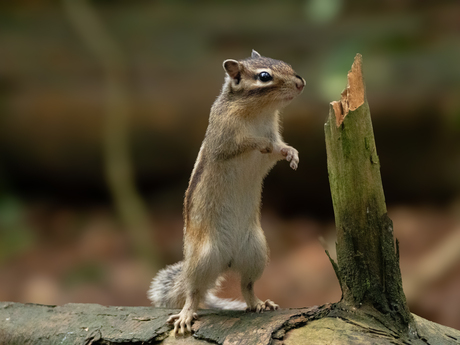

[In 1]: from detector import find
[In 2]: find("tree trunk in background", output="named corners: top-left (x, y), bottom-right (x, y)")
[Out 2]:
top-left (63, 0), bottom-right (160, 270)
top-left (324, 54), bottom-right (416, 338)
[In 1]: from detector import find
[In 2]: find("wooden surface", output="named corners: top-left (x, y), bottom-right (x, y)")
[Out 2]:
top-left (1, 302), bottom-right (459, 344)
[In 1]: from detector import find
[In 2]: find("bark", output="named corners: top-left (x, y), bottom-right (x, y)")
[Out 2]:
top-left (1, 302), bottom-right (459, 345)
top-left (324, 54), bottom-right (415, 338)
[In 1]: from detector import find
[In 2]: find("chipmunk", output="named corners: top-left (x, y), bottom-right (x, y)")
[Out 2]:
top-left (148, 50), bottom-right (305, 335)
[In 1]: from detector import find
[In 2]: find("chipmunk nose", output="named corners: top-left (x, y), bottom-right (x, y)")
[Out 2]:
top-left (295, 75), bottom-right (305, 90)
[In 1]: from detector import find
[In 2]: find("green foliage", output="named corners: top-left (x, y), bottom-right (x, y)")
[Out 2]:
top-left (305, 0), bottom-right (343, 24)
top-left (0, 196), bottom-right (35, 264)
top-left (62, 262), bottom-right (107, 288)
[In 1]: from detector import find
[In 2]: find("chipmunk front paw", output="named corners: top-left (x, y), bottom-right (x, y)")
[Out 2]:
top-left (280, 146), bottom-right (299, 170)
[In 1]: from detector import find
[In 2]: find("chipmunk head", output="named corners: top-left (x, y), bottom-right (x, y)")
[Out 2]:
top-left (222, 50), bottom-right (305, 109)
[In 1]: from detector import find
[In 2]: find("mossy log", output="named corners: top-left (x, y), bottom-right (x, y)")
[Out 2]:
top-left (1, 302), bottom-right (459, 344)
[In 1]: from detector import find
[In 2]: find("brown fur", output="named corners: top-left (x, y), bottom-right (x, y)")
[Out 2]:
top-left (184, 153), bottom-right (206, 226)
top-left (148, 50), bottom-right (305, 335)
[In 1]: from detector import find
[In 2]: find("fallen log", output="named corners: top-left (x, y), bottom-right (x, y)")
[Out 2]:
top-left (1, 302), bottom-right (459, 344)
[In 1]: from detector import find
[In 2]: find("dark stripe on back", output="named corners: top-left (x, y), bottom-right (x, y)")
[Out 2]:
top-left (184, 153), bottom-right (206, 225)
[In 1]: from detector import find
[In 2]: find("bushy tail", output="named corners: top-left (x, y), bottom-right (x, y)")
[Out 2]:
top-left (204, 292), bottom-right (246, 310)
top-left (148, 261), bottom-right (185, 308)
top-left (147, 261), bottom-right (246, 310)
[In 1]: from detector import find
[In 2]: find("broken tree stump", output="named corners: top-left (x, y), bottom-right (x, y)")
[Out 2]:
top-left (324, 54), bottom-right (415, 339)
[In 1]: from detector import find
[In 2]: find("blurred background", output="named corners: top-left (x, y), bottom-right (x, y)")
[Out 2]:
top-left (1, 0), bottom-right (460, 330)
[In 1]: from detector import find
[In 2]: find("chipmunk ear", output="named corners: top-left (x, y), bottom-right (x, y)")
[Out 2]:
top-left (223, 59), bottom-right (241, 83)
top-left (251, 50), bottom-right (261, 58)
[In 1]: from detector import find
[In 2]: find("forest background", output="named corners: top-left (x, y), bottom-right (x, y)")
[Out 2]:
top-left (0, 0), bottom-right (459, 330)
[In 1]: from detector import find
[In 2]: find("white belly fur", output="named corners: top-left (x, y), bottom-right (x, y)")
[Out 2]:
top-left (187, 110), bottom-right (282, 261)
top-left (190, 149), bottom-right (277, 257)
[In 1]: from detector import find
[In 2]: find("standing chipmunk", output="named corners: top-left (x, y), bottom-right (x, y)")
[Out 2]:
top-left (148, 50), bottom-right (305, 335)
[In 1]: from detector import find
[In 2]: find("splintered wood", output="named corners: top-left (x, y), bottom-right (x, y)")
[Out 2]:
top-left (331, 54), bottom-right (365, 126)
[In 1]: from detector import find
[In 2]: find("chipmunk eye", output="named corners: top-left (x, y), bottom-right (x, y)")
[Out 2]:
top-left (258, 71), bottom-right (272, 82)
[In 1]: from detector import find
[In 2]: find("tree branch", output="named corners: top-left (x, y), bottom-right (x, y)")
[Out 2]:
top-left (63, 0), bottom-right (160, 269)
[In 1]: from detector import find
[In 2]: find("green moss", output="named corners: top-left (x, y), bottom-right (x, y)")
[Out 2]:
top-left (371, 151), bottom-right (379, 165)
top-left (325, 100), bottom-right (414, 335)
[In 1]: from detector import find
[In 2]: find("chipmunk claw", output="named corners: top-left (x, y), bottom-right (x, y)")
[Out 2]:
top-left (246, 299), bottom-right (279, 314)
top-left (168, 311), bottom-right (198, 336)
